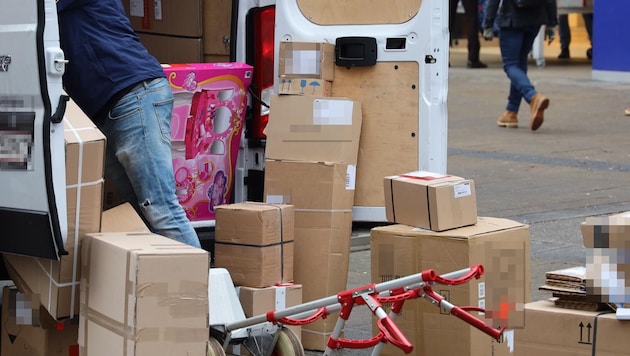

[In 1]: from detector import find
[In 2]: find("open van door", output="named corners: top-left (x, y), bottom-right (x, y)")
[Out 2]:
top-left (0, 0), bottom-right (68, 259)
top-left (273, 0), bottom-right (449, 222)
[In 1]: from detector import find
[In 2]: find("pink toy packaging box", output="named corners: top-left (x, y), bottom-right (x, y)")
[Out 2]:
top-left (163, 62), bottom-right (253, 222)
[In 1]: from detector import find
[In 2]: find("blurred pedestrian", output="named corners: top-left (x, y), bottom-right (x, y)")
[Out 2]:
top-left (558, 13), bottom-right (593, 59)
top-left (482, 0), bottom-right (558, 131)
top-left (450, 0), bottom-right (488, 68)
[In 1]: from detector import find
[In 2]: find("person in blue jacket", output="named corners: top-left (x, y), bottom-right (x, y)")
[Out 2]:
top-left (56, 0), bottom-right (201, 248)
top-left (482, 0), bottom-right (557, 131)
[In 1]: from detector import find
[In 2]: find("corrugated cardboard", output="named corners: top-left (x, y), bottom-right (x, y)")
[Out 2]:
top-left (214, 202), bottom-right (294, 287)
top-left (370, 217), bottom-right (531, 356)
top-left (202, 0), bottom-right (231, 55)
top-left (238, 284), bottom-right (303, 346)
top-left (265, 95), bottom-right (362, 165)
top-left (79, 232), bottom-right (209, 356)
top-left (278, 42), bottom-right (335, 81)
top-left (101, 202), bottom-right (151, 233)
top-left (3, 100), bottom-right (105, 320)
top-left (138, 32), bottom-right (203, 64)
top-left (264, 160), bottom-right (354, 350)
top-left (514, 300), bottom-right (627, 355)
top-left (277, 78), bottom-right (332, 96)
top-left (1, 286), bottom-right (79, 356)
top-left (384, 171), bottom-right (478, 231)
top-left (123, 0), bottom-right (202, 37)
top-left (580, 212), bottom-right (630, 304)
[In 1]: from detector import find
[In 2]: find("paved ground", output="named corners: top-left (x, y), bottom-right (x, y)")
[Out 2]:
top-left (303, 27), bottom-right (630, 355)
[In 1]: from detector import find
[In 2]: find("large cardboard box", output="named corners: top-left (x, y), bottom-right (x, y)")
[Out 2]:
top-left (123, 0), bottom-right (202, 37)
top-left (265, 95), bottom-right (362, 165)
top-left (278, 42), bottom-right (335, 81)
top-left (370, 218), bottom-right (531, 356)
top-left (214, 202), bottom-right (295, 287)
top-left (384, 171), bottom-right (477, 231)
top-left (138, 32), bottom-right (203, 64)
top-left (580, 212), bottom-right (630, 304)
top-left (78, 232), bottom-right (209, 356)
top-left (1, 286), bottom-right (79, 356)
top-left (514, 300), bottom-right (628, 355)
top-left (3, 100), bottom-right (105, 320)
top-left (264, 160), bottom-right (355, 350)
top-left (277, 77), bottom-right (332, 96)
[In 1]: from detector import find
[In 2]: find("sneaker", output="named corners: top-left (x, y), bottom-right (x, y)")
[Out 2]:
top-left (558, 49), bottom-right (570, 59)
top-left (529, 93), bottom-right (549, 131)
top-left (624, 107), bottom-right (630, 116)
top-left (467, 60), bottom-right (488, 69)
top-left (497, 111), bottom-right (518, 128)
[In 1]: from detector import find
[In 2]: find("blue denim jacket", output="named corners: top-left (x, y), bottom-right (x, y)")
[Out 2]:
top-left (56, 0), bottom-right (165, 118)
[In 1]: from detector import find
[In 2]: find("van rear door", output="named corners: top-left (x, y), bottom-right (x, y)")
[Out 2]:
top-left (0, 0), bottom-right (68, 259)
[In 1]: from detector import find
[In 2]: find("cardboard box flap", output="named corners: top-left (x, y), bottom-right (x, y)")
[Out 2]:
top-left (101, 203), bottom-right (150, 233)
top-left (374, 217), bottom-right (526, 240)
top-left (86, 232), bottom-right (206, 255)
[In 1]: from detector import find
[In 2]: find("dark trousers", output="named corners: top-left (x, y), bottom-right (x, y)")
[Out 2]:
top-left (449, 0), bottom-right (481, 62)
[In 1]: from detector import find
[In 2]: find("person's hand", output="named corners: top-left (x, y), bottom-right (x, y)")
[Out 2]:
top-left (482, 28), bottom-right (494, 41)
top-left (545, 26), bottom-right (556, 45)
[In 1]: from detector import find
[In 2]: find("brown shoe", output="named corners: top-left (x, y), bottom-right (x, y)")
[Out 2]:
top-left (497, 111), bottom-right (518, 128)
top-left (529, 93), bottom-right (549, 131)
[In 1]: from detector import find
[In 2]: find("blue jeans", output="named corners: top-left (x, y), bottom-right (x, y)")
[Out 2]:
top-left (99, 77), bottom-right (201, 248)
top-left (498, 27), bottom-right (539, 112)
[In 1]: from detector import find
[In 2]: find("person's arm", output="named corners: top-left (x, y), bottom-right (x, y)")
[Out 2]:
top-left (481, 0), bottom-right (500, 30)
top-left (545, 0), bottom-right (558, 26)
top-left (56, 0), bottom-right (88, 12)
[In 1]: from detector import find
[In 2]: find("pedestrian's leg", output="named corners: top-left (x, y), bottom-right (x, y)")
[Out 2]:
top-left (499, 28), bottom-right (535, 111)
top-left (583, 12), bottom-right (593, 59)
top-left (463, 0), bottom-right (486, 67)
top-left (100, 78), bottom-right (201, 248)
top-left (558, 14), bottom-right (571, 58)
top-left (522, 27), bottom-right (549, 130)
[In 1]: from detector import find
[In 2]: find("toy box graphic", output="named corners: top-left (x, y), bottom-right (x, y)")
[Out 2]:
top-left (163, 62), bottom-right (253, 222)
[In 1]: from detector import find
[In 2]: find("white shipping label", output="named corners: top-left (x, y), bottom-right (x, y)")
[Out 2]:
top-left (266, 195), bottom-right (286, 204)
top-left (154, 0), bottom-right (162, 20)
top-left (402, 170), bottom-right (448, 179)
top-left (286, 50), bottom-right (321, 75)
top-left (129, 0), bottom-right (144, 17)
top-left (275, 287), bottom-right (287, 310)
top-left (478, 298), bottom-right (485, 316)
top-left (453, 182), bottom-right (472, 198)
top-left (346, 165), bottom-right (356, 190)
top-left (478, 282), bottom-right (485, 298)
top-left (313, 100), bottom-right (353, 125)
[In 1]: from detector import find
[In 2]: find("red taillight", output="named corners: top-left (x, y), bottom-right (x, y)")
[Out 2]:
top-left (251, 6), bottom-right (275, 139)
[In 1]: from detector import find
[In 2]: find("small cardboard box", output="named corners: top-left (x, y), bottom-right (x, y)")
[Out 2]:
top-left (580, 212), bottom-right (630, 304)
top-left (3, 99), bottom-right (105, 320)
top-left (79, 232), bottom-right (209, 356)
top-left (514, 300), bottom-right (628, 355)
top-left (123, 0), bottom-right (202, 37)
top-left (1, 286), bottom-right (79, 356)
top-left (265, 95), bottom-right (362, 165)
top-left (384, 171), bottom-right (477, 231)
top-left (277, 77), bottom-right (332, 96)
top-left (370, 217), bottom-right (530, 356)
top-left (162, 62), bottom-right (253, 222)
top-left (278, 42), bottom-right (335, 81)
top-left (214, 202), bottom-right (295, 287)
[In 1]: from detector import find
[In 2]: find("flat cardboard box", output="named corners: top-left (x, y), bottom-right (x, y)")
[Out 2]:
top-left (3, 99), bottom-right (105, 320)
top-left (1, 286), bottom-right (79, 356)
top-left (384, 171), bottom-right (477, 231)
top-left (277, 78), bottom-right (332, 96)
top-left (265, 95), bottom-right (362, 165)
top-left (370, 217), bottom-right (531, 356)
top-left (123, 0), bottom-right (202, 37)
top-left (79, 232), bottom-right (209, 356)
top-left (514, 300), bottom-right (628, 355)
top-left (214, 202), bottom-right (294, 287)
top-left (138, 32), bottom-right (203, 64)
top-left (278, 42), bottom-right (335, 81)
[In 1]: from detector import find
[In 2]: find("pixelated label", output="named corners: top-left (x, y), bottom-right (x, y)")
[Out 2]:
top-left (478, 281), bottom-right (486, 298)
top-left (346, 164), bottom-right (356, 190)
top-left (129, 0), bottom-right (144, 17)
top-left (454, 181), bottom-right (472, 198)
top-left (285, 49), bottom-right (321, 75)
top-left (312, 99), bottom-right (354, 125)
top-left (153, 0), bottom-right (162, 20)
top-left (0, 111), bottom-right (35, 171)
top-left (478, 298), bottom-right (485, 316)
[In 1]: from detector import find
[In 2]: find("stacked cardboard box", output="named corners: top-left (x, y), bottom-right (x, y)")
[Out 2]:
top-left (264, 64), bottom-right (363, 348)
top-left (370, 219), bottom-right (530, 356)
top-left (122, 0), bottom-right (232, 63)
top-left (214, 202), bottom-right (295, 287)
top-left (3, 99), bottom-right (106, 320)
top-left (277, 42), bottom-right (335, 96)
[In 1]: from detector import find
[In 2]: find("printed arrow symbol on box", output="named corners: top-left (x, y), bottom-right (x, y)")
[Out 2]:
top-left (578, 322), bottom-right (593, 345)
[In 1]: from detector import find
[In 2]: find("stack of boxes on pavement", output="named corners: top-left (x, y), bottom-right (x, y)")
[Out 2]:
top-left (516, 212), bottom-right (630, 355)
top-left (375, 171), bottom-right (531, 356)
top-left (1, 100), bottom-right (211, 355)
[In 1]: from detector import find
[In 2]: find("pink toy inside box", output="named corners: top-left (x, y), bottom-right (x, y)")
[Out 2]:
top-left (163, 62), bottom-right (253, 222)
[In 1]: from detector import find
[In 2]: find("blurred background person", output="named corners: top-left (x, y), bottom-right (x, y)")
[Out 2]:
top-left (558, 12), bottom-right (593, 59)
top-left (450, 0), bottom-right (488, 68)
